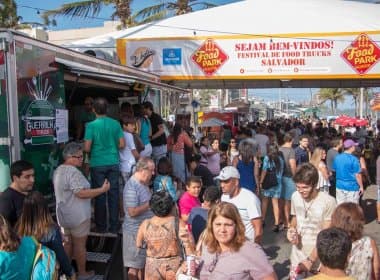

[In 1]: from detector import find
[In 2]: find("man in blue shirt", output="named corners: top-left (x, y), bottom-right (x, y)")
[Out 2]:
top-left (333, 139), bottom-right (363, 205)
top-left (294, 135), bottom-right (310, 166)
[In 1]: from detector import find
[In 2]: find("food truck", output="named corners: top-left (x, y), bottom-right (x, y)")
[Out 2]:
top-left (0, 29), bottom-right (185, 194)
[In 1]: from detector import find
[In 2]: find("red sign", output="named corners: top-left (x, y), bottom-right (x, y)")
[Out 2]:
top-left (341, 33), bottom-right (380, 75)
top-left (191, 39), bottom-right (229, 76)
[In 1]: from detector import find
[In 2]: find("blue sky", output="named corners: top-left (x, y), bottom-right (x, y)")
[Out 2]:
top-left (16, 0), bottom-right (233, 30)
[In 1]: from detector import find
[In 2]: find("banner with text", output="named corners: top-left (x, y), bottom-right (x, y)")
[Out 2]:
top-left (117, 32), bottom-right (380, 80)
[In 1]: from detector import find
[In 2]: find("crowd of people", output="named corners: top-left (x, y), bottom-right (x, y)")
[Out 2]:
top-left (1, 96), bottom-right (380, 280)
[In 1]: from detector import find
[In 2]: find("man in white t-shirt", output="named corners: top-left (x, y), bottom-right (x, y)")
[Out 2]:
top-left (287, 163), bottom-right (336, 279)
top-left (216, 166), bottom-right (263, 243)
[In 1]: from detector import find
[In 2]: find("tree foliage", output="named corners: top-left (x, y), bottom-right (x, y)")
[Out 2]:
top-left (132, 0), bottom-right (217, 23)
top-left (42, 0), bottom-right (134, 29)
top-left (42, 0), bottom-right (219, 29)
top-left (0, 0), bottom-right (21, 28)
top-left (342, 88), bottom-right (373, 117)
top-left (317, 88), bottom-right (345, 114)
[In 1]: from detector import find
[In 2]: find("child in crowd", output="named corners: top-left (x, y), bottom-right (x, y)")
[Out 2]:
top-left (178, 176), bottom-right (202, 223)
top-left (187, 186), bottom-right (221, 244)
top-left (153, 157), bottom-right (178, 202)
top-left (307, 227), bottom-right (354, 280)
top-left (120, 116), bottom-right (139, 183)
top-left (188, 154), bottom-right (215, 200)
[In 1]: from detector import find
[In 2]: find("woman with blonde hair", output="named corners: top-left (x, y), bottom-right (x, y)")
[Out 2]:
top-left (331, 202), bottom-right (380, 280)
top-left (309, 147), bottom-right (330, 193)
top-left (0, 214), bottom-right (37, 279)
top-left (183, 202), bottom-right (277, 279)
top-left (16, 191), bottom-right (75, 279)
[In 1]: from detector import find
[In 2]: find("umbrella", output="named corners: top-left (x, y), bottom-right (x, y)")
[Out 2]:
top-left (335, 115), bottom-right (355, 127)
top-left (200, 118), bottom-right (225, 127)
top-left (354, 118), bottom-right (368, 126)
top-left (334, 115), bottom-right (351, 125)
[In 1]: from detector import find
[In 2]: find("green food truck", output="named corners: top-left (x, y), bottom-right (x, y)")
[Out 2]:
top-left (0, 29), bottom-right (184, 195)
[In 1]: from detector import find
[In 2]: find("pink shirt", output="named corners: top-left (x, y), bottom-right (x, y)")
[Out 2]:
top-left (178, 192), bottom-right (201, 217)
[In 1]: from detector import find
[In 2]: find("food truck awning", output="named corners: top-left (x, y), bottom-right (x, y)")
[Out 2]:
top-left (55, 57), bottom-right (189, 93)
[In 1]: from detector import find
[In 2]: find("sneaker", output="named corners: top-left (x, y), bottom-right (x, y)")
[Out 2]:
top-left (279, 223), bottom-right (285, 231)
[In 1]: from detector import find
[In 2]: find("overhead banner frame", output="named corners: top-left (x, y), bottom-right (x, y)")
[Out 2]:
top-left (116, 31), bottom-right (380, 81)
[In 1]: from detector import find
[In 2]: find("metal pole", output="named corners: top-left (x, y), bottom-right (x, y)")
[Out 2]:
top-left (360, 88), bottom-right (364, 119)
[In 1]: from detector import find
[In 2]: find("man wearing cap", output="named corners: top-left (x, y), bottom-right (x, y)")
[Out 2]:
top-left (332, 139), bottom-right (364, 205)
top-left (216, 166), bottom-right (263, 243)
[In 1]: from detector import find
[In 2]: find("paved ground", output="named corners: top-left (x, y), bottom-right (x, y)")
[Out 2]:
top-left (100, 185), bottom-right (380, 280)
top-left (262, 184), bottom-right (380, 280)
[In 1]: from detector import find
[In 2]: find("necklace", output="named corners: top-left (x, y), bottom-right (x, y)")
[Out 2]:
top-left (302, 197), bottom-right (316, 219)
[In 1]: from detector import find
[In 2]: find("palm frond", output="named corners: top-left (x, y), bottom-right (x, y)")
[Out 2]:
top-left (189, 2), bottom-right (217, 8)
top-left (131, 10), bottom-right (167, 25)
top-left (42, 0), bottom-right (105, 20)
top-left (132, 3), bottom-right (166, 21)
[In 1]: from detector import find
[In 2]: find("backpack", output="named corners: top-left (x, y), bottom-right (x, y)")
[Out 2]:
top-left (31, 237), bottom-right (59, 280)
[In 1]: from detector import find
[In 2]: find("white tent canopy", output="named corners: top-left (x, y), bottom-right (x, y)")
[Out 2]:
top-left (66, 0), bottom-right (380, 89)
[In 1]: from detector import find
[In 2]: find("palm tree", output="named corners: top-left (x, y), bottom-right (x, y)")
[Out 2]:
top-left (317, 88), bottom-right (345, 115)
top-left (42, 0), bottom-right (133, 29)
top-left (132, 0), bottom-right (217, 24)
top-left (0, 0), bottom-right (21, 28)
top-left (342, 88), bottom-right (373, 117)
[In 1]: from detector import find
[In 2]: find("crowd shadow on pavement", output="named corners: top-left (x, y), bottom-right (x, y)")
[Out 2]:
top-left (262, 204), bottom-right (292, 280)
top-left (273, 260), bottom-right (291, 280)
top-left (264, 244), bottom-right (290, 280)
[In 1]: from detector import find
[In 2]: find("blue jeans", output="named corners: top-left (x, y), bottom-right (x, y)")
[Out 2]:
top-left (91, 164), bottom-right (120, 232)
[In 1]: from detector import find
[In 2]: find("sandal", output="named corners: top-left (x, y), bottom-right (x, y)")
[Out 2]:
top-left (272, 224), bottom-right (280, 233)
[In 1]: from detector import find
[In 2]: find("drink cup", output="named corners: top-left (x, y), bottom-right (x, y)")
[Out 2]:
top-left (186, 255), bottom-right (196, 276)
top-left (288, 228), bottom-right (299, 244)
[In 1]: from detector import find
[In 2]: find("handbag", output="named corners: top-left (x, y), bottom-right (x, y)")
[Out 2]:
top-left (262, 162), bottom-right (278, 190)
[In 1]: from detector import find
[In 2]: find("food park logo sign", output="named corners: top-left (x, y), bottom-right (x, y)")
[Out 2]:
top-left (191, 39), bottom-right (229, 76)
top-left (341, 33), bottom-right (380, 75)
top-left (23, 75), bottom-right (55, 145)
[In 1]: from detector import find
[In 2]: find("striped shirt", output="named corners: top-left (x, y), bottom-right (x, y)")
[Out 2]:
top-left (123, 176), bottom-right (153, 234)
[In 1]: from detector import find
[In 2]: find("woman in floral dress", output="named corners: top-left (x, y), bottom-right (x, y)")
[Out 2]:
top-left (136, 191), bottom-right (194, 280)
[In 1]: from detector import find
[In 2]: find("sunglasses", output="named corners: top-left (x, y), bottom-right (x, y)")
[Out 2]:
top-left (72, 155), bottom-right (83, 159)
